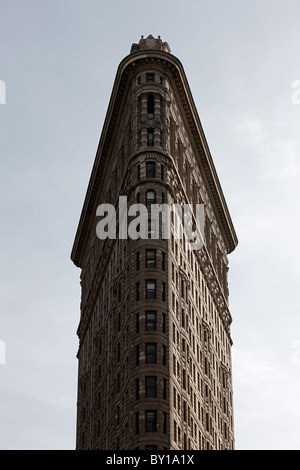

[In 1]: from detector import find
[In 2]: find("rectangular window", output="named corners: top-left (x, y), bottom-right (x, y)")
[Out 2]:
top-left (162, 345), bottom-right (167, 366)
top-left (136, 345), bottom-right (140, 365)
top-left (136, 282), bottom-right (140, 301)
top-left (147, 129), bottom-right (154, 147)
top-left (145, 410), bottom-right (157, 432)
top-left (146, 249), bottom-right (156, 268)
top-left (162, 282), bottom-right (166, 301)
top-left (136, 378), bottom-right (140, 399)
top-left (146, 310), bottom-right (156, 330)
top-left (146, 280), bottom-right (156, 299)
top-left (136, 313), bottom-right (140, 333)
top-left (162, 313), bottom-right (166, 333)
top-left (146, 343), bottom-right (156, 363)
top-left (146, 162), bottom-right (155, 178)
top-left (136, 412), bottom-right (140, 434)
top-left (137, 164), bottom-right (141, 180)
top-left (183, 369), bottom-right (186, 390)
top-left (146, 376), bottom-right (157, 397)
top-left (181, 279), bottom-right (185, 298)
top-left (136, 251), bottom-right (140, 270)
top-left (161, 164), bottom-right (165, 181)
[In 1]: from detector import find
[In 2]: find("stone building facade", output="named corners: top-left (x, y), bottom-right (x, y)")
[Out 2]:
top-left (71, 35), bottom-right (238, 450)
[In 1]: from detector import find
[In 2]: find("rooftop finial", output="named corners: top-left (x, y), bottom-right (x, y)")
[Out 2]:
top-left (130, 34), bottom-right (171, 54)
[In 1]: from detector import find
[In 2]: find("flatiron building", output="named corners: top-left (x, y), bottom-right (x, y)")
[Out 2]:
top-left (71, 35), bottom-right (238, 450)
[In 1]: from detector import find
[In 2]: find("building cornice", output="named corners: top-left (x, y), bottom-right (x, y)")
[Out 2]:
top-left (71, 48), bottom-right (238, 267)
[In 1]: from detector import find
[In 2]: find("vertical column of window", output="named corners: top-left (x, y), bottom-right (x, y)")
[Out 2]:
top-left (170, 118), bottom-right (175, 158)
top-left (136, 96), bottom-right (142, 148)
top-left (141, 95), bottom-right (148, 146)
top-left (146, 94), bottom-right (154, 146)
top-left (178, 139), bottom-right (183, 179)
top-left (186, 163), bottom-right (191, 200)
top-left (154, 95), bottom-right (161, 147)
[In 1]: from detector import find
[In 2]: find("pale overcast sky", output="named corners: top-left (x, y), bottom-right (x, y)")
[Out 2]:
top-left (1, 0), bottom-right (300, 450)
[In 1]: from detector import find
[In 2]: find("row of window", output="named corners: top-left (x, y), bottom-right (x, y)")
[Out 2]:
top-left (136, 280), bottom-right (166, 301)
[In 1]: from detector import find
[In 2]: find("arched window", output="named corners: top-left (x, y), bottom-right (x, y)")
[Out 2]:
top-left (146, 190), bottom-right (156, 208)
